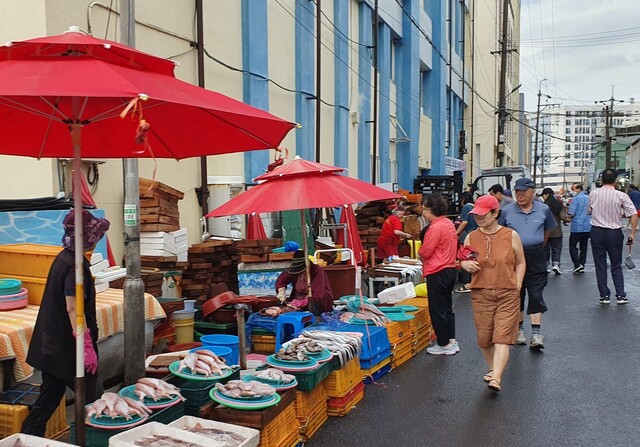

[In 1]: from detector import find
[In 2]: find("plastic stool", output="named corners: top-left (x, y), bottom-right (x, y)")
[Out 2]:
top-left (275, 311), bottom-right (315, 352)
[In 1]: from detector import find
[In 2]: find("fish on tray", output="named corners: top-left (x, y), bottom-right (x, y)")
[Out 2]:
top-left (186, 423), bottom-right (246, 447)
top-left (86, 392), bottom-right (151, 422)
top-left (177, 350), bottom-right (233, 376)
top-left (134, 434), bottom-right (204, 447)
top-left (134, 378), bottom-right (185, 402)
top-left (215, 380), bottom-right (276, 399)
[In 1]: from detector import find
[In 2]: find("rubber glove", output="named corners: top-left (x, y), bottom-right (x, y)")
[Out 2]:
top-left (83, 330), bottom-right (98, 375)
top-left (277, 287), bottom-right (286, 304)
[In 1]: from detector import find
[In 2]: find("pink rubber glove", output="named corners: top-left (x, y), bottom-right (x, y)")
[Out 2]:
top-left (289, 297), bottom-right (308, 310)
top-left (83, 330), bottom-right (98, 375)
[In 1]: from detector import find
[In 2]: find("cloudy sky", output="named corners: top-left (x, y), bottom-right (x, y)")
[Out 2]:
top-left (519, 0), bottom-right (640, 113)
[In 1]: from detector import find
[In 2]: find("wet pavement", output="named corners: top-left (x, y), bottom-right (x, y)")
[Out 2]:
top-left (310, 228), bottom-right (640, 446)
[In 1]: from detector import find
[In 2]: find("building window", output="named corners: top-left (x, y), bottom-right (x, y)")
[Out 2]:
top-left (565, 144), bottom-right (571, 151)
top-left (574, 161), bottom-right (581, 167)
top-left (566, 128), bottom-right (571, 134)
top-left (566, 119), bottom-right (571, 125)
top-left (565, 161), bottom-right (571, 167)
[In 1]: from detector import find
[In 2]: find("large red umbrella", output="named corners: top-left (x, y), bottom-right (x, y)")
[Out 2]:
top-left (0, 27), bottom-right (296, 443)
top-left (335, 204), bottom-right (366, 267)
top-left (206, 156), bottom-right (398, 297)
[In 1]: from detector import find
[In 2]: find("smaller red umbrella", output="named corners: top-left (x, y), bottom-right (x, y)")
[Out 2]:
top-left (246, 213), bottom-right (267, 240)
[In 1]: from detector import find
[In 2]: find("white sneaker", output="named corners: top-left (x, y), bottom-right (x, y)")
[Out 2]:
top-left (426, 343), bottom-right (457, 355)
top-left (530, 333), bottom-right (545, 350)
top-left (450, 341), bottom-right (460, 353)
top-left (515, 328), bottom-right (526, 345)
top-left (552, 265), bottom-right (561, 275)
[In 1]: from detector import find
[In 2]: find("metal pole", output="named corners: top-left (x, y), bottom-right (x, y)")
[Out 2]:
top-left (533, 86), bottom-right (543, 185)
top-left (120, 0), bottom-right (146, 386)
top-left (315, 0), bottom-right (322, 163)
top-left (469, 0), bottom-right (475, 179)
top-left (196, 0), bottom-right (209, 218)
top-left (496, 0), bottom-right (509, 167)
top-left (605, 105), bottom-right (611, 169)
top-left (372, 0), bottom-right (379, 184)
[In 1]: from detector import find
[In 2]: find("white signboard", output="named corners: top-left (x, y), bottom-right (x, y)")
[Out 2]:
top-left (445, 156), bottom-right (466, 175)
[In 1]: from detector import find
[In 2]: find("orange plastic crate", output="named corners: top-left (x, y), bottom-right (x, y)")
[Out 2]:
top-left (252, 334), bottom-right (276, 354)
top-left (0, 244), bottom-right (62, 279)
top-left (0, 398), bottom-right (67, 439)
top-left (299, 399), bottom-right (328, 441)
top-left (294, 386), bottom-right (327, 420)
top-left (259, 401), bottom-right (297, 447)
top-left (385, 320), bottom-right (411, 344)
top-left (398, 297), bottom-right (429, 308)
top-left (324, 357), bottom-right (361, 398)
top-left (391, 347), bottom-right (414, 368)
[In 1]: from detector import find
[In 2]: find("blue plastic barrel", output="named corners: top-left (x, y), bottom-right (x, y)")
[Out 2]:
top-left (189, 346), bottom-right (233, 365)
top-left (200, 334), bottom-right (239, 365)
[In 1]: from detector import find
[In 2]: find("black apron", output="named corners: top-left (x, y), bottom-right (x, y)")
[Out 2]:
top-left (26, 249), bottom-right (98, 380)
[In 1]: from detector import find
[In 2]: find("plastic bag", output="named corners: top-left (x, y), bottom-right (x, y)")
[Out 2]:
top-left (624, 255), bottom-right (636, 270)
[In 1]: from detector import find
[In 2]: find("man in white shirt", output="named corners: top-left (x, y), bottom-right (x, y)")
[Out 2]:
top-left (589, 169), bottom-right (638, 304)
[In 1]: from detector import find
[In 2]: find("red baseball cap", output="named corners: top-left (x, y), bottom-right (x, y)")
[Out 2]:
top-left (469, 195), bottom-right (499, 215)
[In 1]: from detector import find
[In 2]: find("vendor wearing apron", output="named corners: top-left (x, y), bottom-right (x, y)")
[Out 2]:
top-left (275, 250), bottom-right (334, 316)
top-left (22, 209), bottom-right (110, 437)
top-left (377, 206), bottom-right (413, 260)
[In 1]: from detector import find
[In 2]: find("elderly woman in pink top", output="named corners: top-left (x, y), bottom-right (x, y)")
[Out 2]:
top-left (418, 194), bottom-right (459, 355)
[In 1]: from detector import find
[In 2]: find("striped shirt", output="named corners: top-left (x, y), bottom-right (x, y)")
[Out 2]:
top-left (589, 185), bottom-right (637, 229)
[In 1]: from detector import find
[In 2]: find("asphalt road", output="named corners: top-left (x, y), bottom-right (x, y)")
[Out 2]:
top-left (310, 227), bottom-right (640, 447)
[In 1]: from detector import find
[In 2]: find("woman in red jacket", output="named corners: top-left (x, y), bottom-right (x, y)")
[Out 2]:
top-left (418, 194), bottom-right (459, 355)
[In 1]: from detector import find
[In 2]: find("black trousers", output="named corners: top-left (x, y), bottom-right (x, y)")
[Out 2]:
top-left (22, 371), bottom-right (100, 437)
top-left (520, 246), bottom-right (549, 315)
top-left (590, 226), bottom-right (625, 298)
top-left (426, 268), bottom-right (457, 346)
top-left (569, 232), bottom-right (590, 268)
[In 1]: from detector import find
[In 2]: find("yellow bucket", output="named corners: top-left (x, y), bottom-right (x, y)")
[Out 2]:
top-left (172, 318), bottom-right (195, 345)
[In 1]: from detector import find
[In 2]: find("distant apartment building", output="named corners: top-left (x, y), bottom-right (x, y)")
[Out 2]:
top-left (530, 103), bottom-right (640, 191)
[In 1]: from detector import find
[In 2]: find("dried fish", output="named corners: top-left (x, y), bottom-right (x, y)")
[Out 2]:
top-left (215, 380), bottom-right (276, 399)
top-left (134, 434), bottom-right (204, 447)
top-left (186, 423), bottom-right (246, 447)
top-left (253, 368), bottom-right (295, 383)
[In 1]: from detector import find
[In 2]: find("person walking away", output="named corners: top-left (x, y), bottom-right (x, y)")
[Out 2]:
top-left (489, 184), bottom-right (514, 209)
top-left (275, 249), bottom-right (334, 315)
top-left (376, 205), bottom-right (413, 261)
top-left (627, 184), bottom-right (640, 229)
top-left (22, 209), bottom-right (110, 436)
top-left (455, 192), bottom-right (478, 293)
top-left (588, 169), bottom-right (638, 305)
top-left (567, 183), bottom-right (591, 273)
top-left (500, 178), bottom-right (556, 350)
top-left (460, 195), bottom-right (526, 392)
top-left (541, 188), bottom-right (565, 275)
top-left (419, 194), bottom-right (459, 355)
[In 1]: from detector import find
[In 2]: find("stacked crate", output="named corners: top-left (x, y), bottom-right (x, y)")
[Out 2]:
top-left (410, 307), bottom-right (433, 355)
top-left (386, 320), bottom-right (413, 369)
top-left (295, 385), bottom-right (328, 442)
top-left (139, 178), bottom-right (183, 232)
top-left (337, 324), bottom-right (391, 384)
top-left (258, 400), bottom-right (299, 447)
top-left (324, 357), bottom-right (364, 417)
top-left (235, 238), bottom-right (283, 263)
top-left (182, 240), bottom-right (240, 302)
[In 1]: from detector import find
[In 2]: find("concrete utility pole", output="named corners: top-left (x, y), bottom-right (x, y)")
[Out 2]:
top-left (371, 0), bottom-right (379, 184)
top-left (532, 79), bottom-right (550, 185)
top-left (596, 89), bottom-right (624, 169)
top-left (120, 0), bottom-right (146, 386)
top-left (495, 0), bottom-right (509, 167)
top-left (315, 0), bottom-right (322, 163)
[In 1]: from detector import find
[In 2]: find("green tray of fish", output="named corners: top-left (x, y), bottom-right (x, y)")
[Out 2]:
top-left (148, 401), bottom-right (185, 424)
top-left (168, 369), bottom-right (240, 413)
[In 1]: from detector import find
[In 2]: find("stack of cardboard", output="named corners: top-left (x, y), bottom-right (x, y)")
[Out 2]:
top-left (182, 239), bottom-right (240, 302)
top-left (140, 228), bottom-right (188, 262)
top-left (139, 178), bottom-right (184, 232)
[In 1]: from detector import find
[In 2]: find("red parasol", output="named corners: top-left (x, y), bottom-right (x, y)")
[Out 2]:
top-left (336, 205), bottom-right (366, 267)
top-left (206, 156), bottom-right (398, 298)
top-left (246, 213), bottom-right (267, 240)
top-left (0, 27), bottom-right (296, 443)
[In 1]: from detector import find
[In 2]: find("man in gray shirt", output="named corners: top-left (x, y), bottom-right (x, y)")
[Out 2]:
top-left (489, 184), bottom-right (515, 209)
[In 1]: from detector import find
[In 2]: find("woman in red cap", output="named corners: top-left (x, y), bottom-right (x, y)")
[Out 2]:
top-left (460, 195), bottom-right (526, 392)
top-left (376, 205), bottom-right (413, 260)
top-left (22, 209), bottom-right (110, 436)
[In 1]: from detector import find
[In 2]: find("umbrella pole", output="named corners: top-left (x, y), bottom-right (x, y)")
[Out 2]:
top-left (72, 122), bottom-right (87, 446)
top-left (301, 210), bottom-right (312, 300)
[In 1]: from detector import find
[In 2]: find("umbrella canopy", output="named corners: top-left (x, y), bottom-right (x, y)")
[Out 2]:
top-left (206, 157), bottom-right (399, 217)
top-left (335, 205), bottom-right (366, 267)
top-left (0, 27), bottom-right (296, 158)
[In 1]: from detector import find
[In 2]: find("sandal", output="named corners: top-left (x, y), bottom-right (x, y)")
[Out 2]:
top-left (455, 285), bottom-right (471, 293)
top-left (483, 370), bottom-right (493, 383)
top-left (488, 379), bottom-right (501, 392)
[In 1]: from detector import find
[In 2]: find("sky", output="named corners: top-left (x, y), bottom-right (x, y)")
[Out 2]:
top-left (519, 0), bottom-right (640, 114)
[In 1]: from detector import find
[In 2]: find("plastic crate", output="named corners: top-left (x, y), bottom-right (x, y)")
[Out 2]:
top-left (363, 363), bottom-right (392, 385)
top-left (326, 382), bottom-right (365, 417)
top-left (391, 346), bottom-right (414, 368)
top-left (0, 398), bottom-right (67, 439)
top-left (194, 320), bottom-right (238, 336)
top-left (336, 324), bottom-right (390, 362)
top-left (0, 244), bottom-right (62, 278)
top-left (324, 357), bottom-right (361, 398)
top-left (385, 320), bottom-right (411, 344)
top-left (168, 368), bottom-right (240, 414)
top-left (398, 297), bottom-right (429, 308)
top-left (259, 401), bottom-right (298, 447)
top-left (0, 433), bottom-right (75, 446)
top-left (169, 416), bottom-right (259, 447)
top-left (0, 274), bottom-right (46, 306)
top-left (251, 334), bottom-right (276, 354)
top-left (359, 347), bottom-right (391, 370)
top-left (148, 401), bottom-right (184, 424)
top-left (294, 386), bottom-right (327, 420)
top-left (71, 423), bottom-right (129, 447)
top-left (291, 361), bottom-right (332, 392)
top-left (299, 399), bottom-right (328, 441)
top-left (109, 422), bottom-right (213, 447)
top-left (391, 335), bottom-right (413, 357)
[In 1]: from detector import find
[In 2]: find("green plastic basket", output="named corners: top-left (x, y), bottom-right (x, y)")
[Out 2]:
top-left (148, 401), bottom-right (184, 424)
top-left (291, 361), bottom-right (333, 391)
top-left (168, 368), bottom-right (240, 413)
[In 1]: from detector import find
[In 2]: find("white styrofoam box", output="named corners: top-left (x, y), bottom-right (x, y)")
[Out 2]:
top-left (94, 281), bottom-right (109, 293)
top-left (170, 228), bottom-right (188, 238)
top-left (140, 248), bottom-right (175, 257)
top-left (0, 433), bottom-right (75, 446)
top-left (169, 416), bottom-right (260, 447)
top-left (109, 422), bottom-right (222, 447)
top-left (177, 253), bottom-right (188, 262)
top-left (377, 282), bottom-right (416, 304)
top-left (89, 258), bottom-right (110, 274)
top-left (94, 267), bottom-right (127, 282)
top-left (90, 252), bottom-right (104, 265)
top-left (141, 241), bottom-right (176, 251)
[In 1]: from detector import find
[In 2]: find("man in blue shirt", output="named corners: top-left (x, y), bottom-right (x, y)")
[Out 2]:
top-left (500, 178), bottom-right (557, 350)
top-left (567, 183), bottom-right (591, 273)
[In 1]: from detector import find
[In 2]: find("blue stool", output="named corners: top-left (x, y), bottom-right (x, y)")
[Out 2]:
top-left (275, 311), bottom-right (315, 352)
